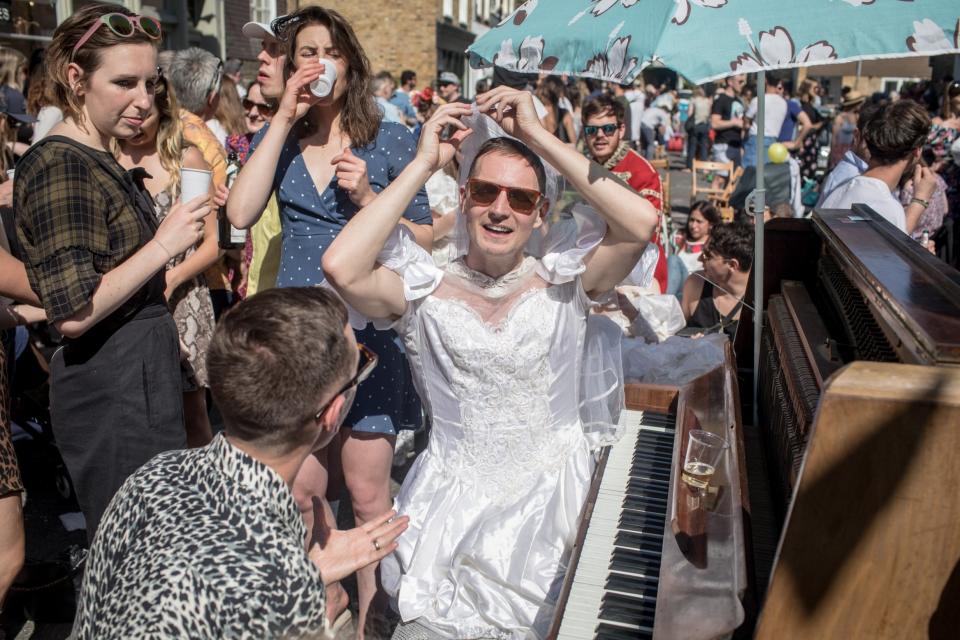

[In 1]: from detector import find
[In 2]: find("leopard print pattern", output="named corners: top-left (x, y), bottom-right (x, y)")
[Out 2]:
top-left (0, 345), bottom-right (24, 497)
top-left (73, 434), bottom-right (328, 638)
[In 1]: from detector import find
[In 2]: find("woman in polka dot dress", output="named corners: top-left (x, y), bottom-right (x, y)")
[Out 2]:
top-left (225, 6), bottom-right (432, 633)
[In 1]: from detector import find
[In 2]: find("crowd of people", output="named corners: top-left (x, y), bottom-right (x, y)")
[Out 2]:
top-left (0, 1), bottom-right (958, 639)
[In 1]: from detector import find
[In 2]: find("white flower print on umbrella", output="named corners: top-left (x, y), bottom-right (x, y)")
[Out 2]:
top-left (581, 35), bottom-right (639, 82)
top-left (590, 0), bottom-right (640, 18)
top-left (493, 35), bottom-right (559, 72)
top-left (672, 0), bottom-right (728, 26)
top-left (729, 20), bottom-right (837, 73)
top-left (906, 17), bottom-right (960, 53)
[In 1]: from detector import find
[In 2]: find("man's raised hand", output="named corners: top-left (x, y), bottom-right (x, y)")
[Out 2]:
top-left (415, 102), bottom-right (473, 173)
top-left (475, 86), bottom-right (544, 142)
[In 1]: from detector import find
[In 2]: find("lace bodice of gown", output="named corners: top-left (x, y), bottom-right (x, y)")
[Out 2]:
top-left (396, 256), bottom-right (589, 502)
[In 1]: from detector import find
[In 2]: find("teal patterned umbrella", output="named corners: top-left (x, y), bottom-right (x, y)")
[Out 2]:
top-left (468, 0), bottom-right (960, 85)
top-left (468, 0), bottom-right (960, 422)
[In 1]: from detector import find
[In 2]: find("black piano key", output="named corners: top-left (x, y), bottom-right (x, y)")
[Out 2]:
top-left (610, 547), bottom-right (662, 575)
top-left (596, 622), bottom-right (652, 640)
top-left (619, 509), bottom-right (667, 533)
top-left (615, 530), bottom-right (665, 555)
top-left (605, 572), bottom-right (660, 598)
top-left (599, 592), bottom-right (657, 626)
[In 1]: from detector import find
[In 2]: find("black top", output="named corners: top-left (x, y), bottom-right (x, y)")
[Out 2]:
top-left (711, 93), bottom-right (744, 147)
top-left (801, 101), bottom-right (823, 125)
top-left (555, 107), bottom-right (571, 143)
top-left (688, 280), bottom-right (741, 340)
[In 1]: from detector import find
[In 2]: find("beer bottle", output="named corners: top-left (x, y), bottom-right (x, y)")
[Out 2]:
top-left (218, 152), bottom-right (247, 249)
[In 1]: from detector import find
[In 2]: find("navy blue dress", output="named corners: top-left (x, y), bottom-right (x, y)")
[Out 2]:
top-left (250, 120), bottom-right (431, 433)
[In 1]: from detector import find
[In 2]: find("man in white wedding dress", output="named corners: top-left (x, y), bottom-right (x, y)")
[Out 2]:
top-left (323, 87), bottom-right (659, 639)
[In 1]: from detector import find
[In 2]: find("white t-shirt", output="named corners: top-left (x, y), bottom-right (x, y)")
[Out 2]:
top-left (746, 93), bottom-right (788, 137)
top-left (821, 175), bottom-right (906, 232)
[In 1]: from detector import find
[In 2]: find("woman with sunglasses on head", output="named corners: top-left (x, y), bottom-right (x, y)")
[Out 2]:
top-left (226, 6), bottom-right (432, 635)
top-left (115, 74), bottom-right (218, 448)
top-left (13, 3), bottom-right (210, 540)
top-left (322, 88), bottom-right (658, 638)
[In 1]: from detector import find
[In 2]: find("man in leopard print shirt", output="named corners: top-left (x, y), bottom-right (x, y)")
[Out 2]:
top-left (74, 288), bottom-right (408, 638)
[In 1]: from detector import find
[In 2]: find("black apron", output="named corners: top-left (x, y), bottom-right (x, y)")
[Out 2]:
top-left (30, 137), bottom-right (186, 540)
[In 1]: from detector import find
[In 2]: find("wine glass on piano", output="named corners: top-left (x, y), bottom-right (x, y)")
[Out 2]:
top-left (682, 430), bottom-right (727, 507)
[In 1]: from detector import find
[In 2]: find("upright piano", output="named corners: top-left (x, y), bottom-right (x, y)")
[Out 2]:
top-left (548, 206), bottom-right (960, 639)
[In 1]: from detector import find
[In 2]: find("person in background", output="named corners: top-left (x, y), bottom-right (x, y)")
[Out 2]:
top-left (226, 8), bottom-right (432, 634)
top-left (26, 49), bottom-right (64, 144)
top-left (681, 223), bottom-right (753, 340)
top-left (685, 86), bottom-right (711, 170)
top-left (830, 91), bottom-right (866, 168)
top-left (674, 200), bottom-right (720, 273)
top-left (711, 74), bottom-right (746, 170)
top-left (536, 75), bottom-right (576, 144)
top-left (582, 95), bottom-right (668, 293)
top-left (640, 93), bottom-right (673, 160)
top-left (166, 47), bottom-right (233, 316)
top-left (437, 71), bottom-right (468, 104)
top-left (0, 47), bottom-right (28, 143)
top-left (822, 100), bottom-right (937, 235)
top-left (929, 80), bottom-right (960, 218)
top-left (72, 287), bottom-right (409, 639)
top-left (373, 71), bottom-right (405, 125)
top-left (14, 2), bottom-right (210, 539)
top-left (743, 75), bottom-right (787, 168)
top-left (116, 75), bottom-right (218, 448)
top-left (794, 79), bottom-right (826, 181)
top-left (389, 69), bottom-right (418, 129)
top-left (228, 81), bottom-right (277, 298)
top-left (208, 75), bottom-right (246, 147)
top-left (236, 18), bottom-right (288, 298)
top-left (224, 57), bottom-right (246, 100)
top-left (817, 102), bottom-right (881, 206)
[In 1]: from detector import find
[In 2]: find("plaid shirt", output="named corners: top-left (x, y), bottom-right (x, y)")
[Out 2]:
top-left (14, 140), bottom-right (148, 323)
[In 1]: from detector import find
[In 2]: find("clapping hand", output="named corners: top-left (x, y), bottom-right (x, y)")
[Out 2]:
top-left (307, 499), bottom-right (409, 586)
top-left (415, 102), bottom-right (473, 174)
top-left (331, 148), bottom-right (374, 207)
top-left (475, 86), bottom-right (544, 142)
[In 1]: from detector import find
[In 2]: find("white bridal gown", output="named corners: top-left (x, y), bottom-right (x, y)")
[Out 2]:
top-left (377, 223), bottom-right (623, 639)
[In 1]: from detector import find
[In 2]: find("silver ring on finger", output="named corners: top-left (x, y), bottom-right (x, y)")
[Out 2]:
top-left (372, 539), bottom-right (381, 551)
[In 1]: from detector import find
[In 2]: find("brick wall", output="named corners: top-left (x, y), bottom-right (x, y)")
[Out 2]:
top-left (287, 0), bottom-right (439, 92)
top-left (224, 0), bottom-right (253, 61)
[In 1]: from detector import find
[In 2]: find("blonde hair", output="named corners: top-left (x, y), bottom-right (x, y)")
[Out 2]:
top-left (114, 74), bottom-right (186, 194)
top-left (47, 3), bottom-right (157, 124)
top-left (0, 47), bottom-right (25, 90)
top-left (214, 76), bottom-right (246, 137)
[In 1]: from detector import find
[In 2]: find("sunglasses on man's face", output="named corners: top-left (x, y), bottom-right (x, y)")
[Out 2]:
top-left (315, 343), bottom-right (378, 420)
top-left (584, 123), bottom-right (619, 137)
top-left (466, 178), bottom-right (542, 214)
top-left (243, 98), bottom-right (276, 115)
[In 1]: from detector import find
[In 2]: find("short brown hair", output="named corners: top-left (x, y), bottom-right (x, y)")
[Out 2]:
top-left (276, 6), bottom-right (381, 147)
top-left (582, 94), bottom-right (624, 125)
top-left (47, 3), bottom-right (158, 124)
top-left (206, 287), bottom-right (353, 453)
top-left (861, 100), bottom-right (930, 166)
top-left (467, 137), bottom-right (547, 194)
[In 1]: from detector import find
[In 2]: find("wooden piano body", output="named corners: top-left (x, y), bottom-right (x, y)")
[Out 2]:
top-left (748, 206), bottom-right (960, 638)
top-left (550, 205), bottom-right (960, 639)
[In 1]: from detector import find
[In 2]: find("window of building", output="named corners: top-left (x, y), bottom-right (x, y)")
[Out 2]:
top-left (458, 0), bottom-right (469, 27)
top-left (442, 0), bottom-right (454, 19)
top-left (250, 0), bottom-right (275, 26)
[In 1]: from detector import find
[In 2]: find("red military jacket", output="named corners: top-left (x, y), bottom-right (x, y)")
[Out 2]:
top-left (600, 142), bottom-right (668, 293)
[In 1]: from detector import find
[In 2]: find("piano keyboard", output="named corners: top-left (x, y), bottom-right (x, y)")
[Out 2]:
top-left (557, 408), bottom-right (676, 640)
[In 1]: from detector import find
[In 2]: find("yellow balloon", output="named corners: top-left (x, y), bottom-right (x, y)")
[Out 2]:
top-left (768, 142), bottom-right (789, 164)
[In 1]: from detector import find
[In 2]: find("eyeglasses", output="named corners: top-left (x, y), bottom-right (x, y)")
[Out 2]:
top-left (206, 59), bottom-right (224, 98)
top-left (72, 13), bottom-right (162, 60)
top-left (466, 178), bottom-right (542, 214)
top-left (314, 343), bottom-right (378, 420)
top-left (583, 123), bottom-right (619, 137)
top-left (243, 98), bottom-right (277, 115)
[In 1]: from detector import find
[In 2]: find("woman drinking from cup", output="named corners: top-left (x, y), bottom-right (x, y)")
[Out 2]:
top-left (13, 3), bottom-right (210, 540)
top-left (116, 74), bottom-right (218, 448)
top-left (226, 7), bottom-right (432, 634)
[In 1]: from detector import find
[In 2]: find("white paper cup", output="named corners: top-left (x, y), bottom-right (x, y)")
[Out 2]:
top-left (180, 167), bottom-right (211, 203)
top-left (310, 58), bottom-right (338, 98)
